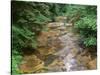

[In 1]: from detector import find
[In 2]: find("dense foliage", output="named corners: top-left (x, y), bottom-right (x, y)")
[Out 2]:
top-left (11, 1), bottom-right (97, 74)
top-left (12, 2), bottom-right (68, 50)
top-left (11, 2), bottom-right (66, 74)
top-left (74, 6), bottom-right (97, 47)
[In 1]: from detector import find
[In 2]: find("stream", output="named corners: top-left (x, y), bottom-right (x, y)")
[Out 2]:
top-left (43, 24), bottom-right (87, 72)
top-left (19, 17), bottom-right (96, 73)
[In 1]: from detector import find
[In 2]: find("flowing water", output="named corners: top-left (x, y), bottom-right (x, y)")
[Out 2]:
top-left (44, 25), bottom-right (87, 72)
top-left (54, 27), bottom-right (87, 71)
top-left (19, 17), bottom-right (96, 73)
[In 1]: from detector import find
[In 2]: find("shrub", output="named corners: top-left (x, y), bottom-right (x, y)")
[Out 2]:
top-left (75, 15), bottom-right (97, 47)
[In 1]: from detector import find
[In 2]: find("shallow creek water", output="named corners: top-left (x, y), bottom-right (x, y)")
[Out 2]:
top-left (55, 30), bottom-right (87, 71)
top-left (44, 26), bottom-right (87, 72)
top-left (19, 21), bottom-right (96, 73)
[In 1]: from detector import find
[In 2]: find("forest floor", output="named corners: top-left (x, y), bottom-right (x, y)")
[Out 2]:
top-left (19, 16), bottom-right (97, 73)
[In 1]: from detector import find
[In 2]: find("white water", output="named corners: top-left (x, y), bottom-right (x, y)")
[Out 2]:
top-left (54, 28), bottom-right (87, 71)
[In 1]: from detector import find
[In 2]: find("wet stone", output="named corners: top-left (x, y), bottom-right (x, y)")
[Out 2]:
top-left (19, 16), bottom-right (96, 73)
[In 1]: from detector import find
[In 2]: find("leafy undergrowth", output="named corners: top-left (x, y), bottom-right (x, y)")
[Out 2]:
top-left (12, 50), bottom-right (22, 75)
top-left (11, 1), bottom-right (97, 74)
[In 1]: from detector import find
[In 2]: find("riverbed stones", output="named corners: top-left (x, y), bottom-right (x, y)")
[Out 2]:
top-left (47, 22), bottom-right (72, 29)
top-left (37, 31), bottom-right (59, 47)
top-left (46, 59), bottom-right (65, 72)
top-left (55, 16), bottom-right (67, 22)
top-left (37, 47), bottom-right (56, 56)
top-left (19, 55), bottom-right (44, 73)
top-left (87, 58), bottom-right (97, 69)
top-left (19, 16), bottom-right (97, 73)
